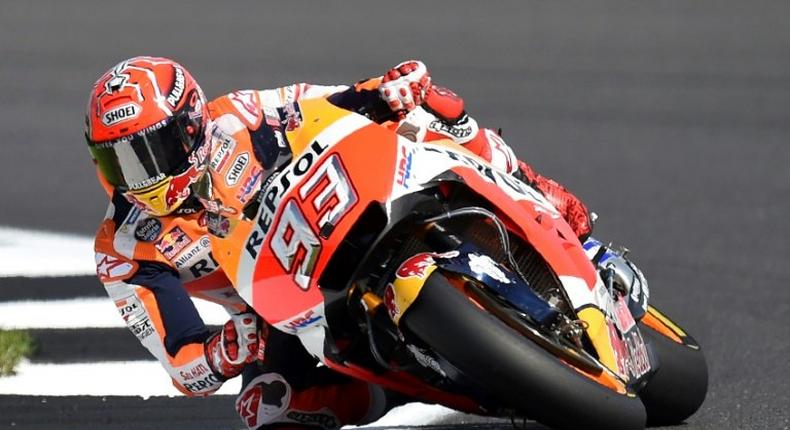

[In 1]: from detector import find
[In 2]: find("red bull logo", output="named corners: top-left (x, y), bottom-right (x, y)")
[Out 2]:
top-left (396, 253), bottom-right (436, 280)
top-left (395, 250), bottom-right (459, 280)
top-left (155, 227), bottom-right (193, 260)
top-left (384, 284), bottom-right (400, 321)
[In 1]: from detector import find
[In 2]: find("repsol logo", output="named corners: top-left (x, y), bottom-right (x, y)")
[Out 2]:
top-left (183, 373), bottom-right (222, 393)
top-left (245, 139), bottom-right (328, 259)
top-left (187, 252), bottom-right (219, 280)
top-left (209, 136), bottom-right (236, 172)
top-left (102, 103), bottom-right (140, 126)
top-left (167, 67), bottom-right (185, 107)
top-left (225, 152), bottom-right (249, 186)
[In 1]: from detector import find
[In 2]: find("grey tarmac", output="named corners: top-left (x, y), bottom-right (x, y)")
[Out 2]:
top-left (1, 1), bottom-right (789, 429)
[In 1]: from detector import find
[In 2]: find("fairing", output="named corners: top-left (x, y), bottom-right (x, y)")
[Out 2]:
top-left (211, 97), bottom-right (651, 383)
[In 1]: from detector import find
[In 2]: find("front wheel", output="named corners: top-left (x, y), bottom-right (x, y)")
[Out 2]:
top-left (401, 272), bottom-right (646, 430)
top-left (638, 307), bottom-right (708, 426)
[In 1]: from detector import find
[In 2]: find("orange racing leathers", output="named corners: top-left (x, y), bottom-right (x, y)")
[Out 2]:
top-left (93, 78), bottom-right (587, 429)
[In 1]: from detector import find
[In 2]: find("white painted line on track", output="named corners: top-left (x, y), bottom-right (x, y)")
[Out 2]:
top-left (0, 359), bottom-right (241, 397)
top-left (0, 359), bottom-right (462, 427)
top-left (351, 403), bottom-right (461, 428)
top-left (0, 297), bottom-right (229, 329)
top-left (0, 226), bottom-right (95, 277)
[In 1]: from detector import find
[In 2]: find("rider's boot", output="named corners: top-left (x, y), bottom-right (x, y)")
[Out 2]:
top-left (420, 87), bottom-right (594, 240)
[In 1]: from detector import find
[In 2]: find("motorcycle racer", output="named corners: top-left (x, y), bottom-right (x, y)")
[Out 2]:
top-left (85, 56), bottom-right (645, 429)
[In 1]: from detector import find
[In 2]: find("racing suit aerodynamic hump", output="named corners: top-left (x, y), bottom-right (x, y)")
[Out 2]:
top-left (93, 61), bottom-right (598, 430)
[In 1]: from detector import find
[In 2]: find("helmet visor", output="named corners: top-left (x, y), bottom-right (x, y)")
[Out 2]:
top-left (89, 116), bottom-right (203, 191)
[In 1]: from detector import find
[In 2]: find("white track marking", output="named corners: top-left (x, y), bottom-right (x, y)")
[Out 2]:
top-left (0, 359), bottom-right (464, 426)
top-left (351, 403), bottom-right (463, 428)
top-left (0, 226), bottom-right (95, 277)
top-left (0, 297), bottom-right (229, 329)
top-left (0, 360), bottom-right (240, 397)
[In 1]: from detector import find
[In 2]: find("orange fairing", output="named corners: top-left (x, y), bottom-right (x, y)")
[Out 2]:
top-left (642, 306), bottom-right (686, 344)
top-left (215, 98), bottom-right (401, 327)
top-left (217, 97), bottom-right (595, 335)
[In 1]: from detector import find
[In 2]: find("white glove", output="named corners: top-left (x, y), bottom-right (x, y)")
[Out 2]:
top-left (379, 60), bottom-right (432, 113)
top-left (205, 312), bottom-right (261, 378)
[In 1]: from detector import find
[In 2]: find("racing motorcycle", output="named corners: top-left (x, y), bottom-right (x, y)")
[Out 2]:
top-left (208, 98), bottom-right (708, 429)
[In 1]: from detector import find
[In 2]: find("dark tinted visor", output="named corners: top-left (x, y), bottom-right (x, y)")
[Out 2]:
top-left (89, 115), bottom-right (203, 191)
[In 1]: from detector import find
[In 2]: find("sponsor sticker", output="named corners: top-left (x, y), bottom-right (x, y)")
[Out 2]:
top-left (395, 145), bottom-right (414, 187)
top-left (183, 252), bottom-right (220, 281)
top-left (428, 118), bottom-right (474, 139)
top-left (468, 253), bottom-right (511, 284)
top-left (384, 284), bottom-right (400, 321)
top-left (263, 105), bottom-right (281, 127)
top-left (181, 367), bottom-right (223, 394)
top-left (102, 102), bottom-right (140, 126)
top-left (225, 152), bottom-right (250, 186)
top-left (134, 218), bottom-right (162, 242)
top-left (115, 295), bottom-right (155, 341)
top-left (624, 330), bottom-right (651, 379)
top-left (128, 172), bottom-right (166, 191)
top-left (155, 226), bottom-right (193, 260)
top-left (173, 236), bottom-right (211, 269)
top-left (282, 102), bottom-right (302, 131)
top-left (282, 310), bottom-right (323, 332)
top-left (96, 252), bottom-right (137, 282)
top-left (209, 134), bottom-right (237, 173)
top-left (125, 207), bottom-right (142, 226)
top-left (206, 212), bottom-right (234, 238)
top-left (179, 362), bottom-right (212, 382)
top-left (285, 411), bottom-right (337, 429)
top-left (236, 166), bottom-right (262, 204)
top-left (166, 66), bottom-right (186, 107)
top-left (395, 251), bottom-right (458, 280)
top-left (613, 297), bottom-right (636, 333)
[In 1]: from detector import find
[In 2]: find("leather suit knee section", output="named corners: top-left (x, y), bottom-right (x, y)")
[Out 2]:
top-left (236, 372), bottom-right (387, 430)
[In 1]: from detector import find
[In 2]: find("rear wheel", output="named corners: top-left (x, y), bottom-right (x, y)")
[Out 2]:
top-left (401, 272), bottom-right (646, 430)
top-left (638, 307), bottom-right (708, 426)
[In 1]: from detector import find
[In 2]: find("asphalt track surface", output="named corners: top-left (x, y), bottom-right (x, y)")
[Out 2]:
top-left (1, 1), bottom-right (790, 429)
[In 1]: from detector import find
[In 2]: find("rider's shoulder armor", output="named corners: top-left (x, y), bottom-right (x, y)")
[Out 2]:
top-left (204, 91), bottom-right (290, 222)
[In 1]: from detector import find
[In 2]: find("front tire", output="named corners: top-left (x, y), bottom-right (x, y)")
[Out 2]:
top-left (401, 272), bottom-right (646, 430)
top-left (638, 315), bottom-right (708, 426)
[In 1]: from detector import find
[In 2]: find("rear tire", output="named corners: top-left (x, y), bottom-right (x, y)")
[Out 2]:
top-left (638, 322), bottom-right (708, 426)
top-left (401, 272), bottom-right (646, 430)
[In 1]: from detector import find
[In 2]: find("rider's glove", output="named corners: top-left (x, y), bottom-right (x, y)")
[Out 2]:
top-left (583, 238), bottom-right (650, 320)
top-left (205, 312), bottom-right (263, 379)
top-left (379, 60), bottom-right (432, 114)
